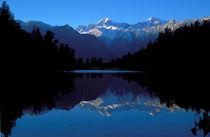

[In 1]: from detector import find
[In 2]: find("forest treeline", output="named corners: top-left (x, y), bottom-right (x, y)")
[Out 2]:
top-left (1, 1), bottom-right (210, 135)
top-left (0, 1), bottom-right (76, 74)
top-left (2, 1), bottom-right (209, 73)
top-left (111, 19), bottom-right (210, 73)
top-left (0, 1), bottom-right (107, 74)
top-left (110, 17), bottom-right (210, 123)
top-left (111, 18), bottom-right (210, 114)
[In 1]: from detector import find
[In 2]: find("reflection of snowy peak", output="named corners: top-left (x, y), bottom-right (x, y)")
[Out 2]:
top-left (78, 92), bottom-right (182, 117)
top-left (76, 17), bottom-right (210, 41)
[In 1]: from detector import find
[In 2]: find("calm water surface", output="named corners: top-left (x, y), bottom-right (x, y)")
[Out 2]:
top-left (3, 70), bottom-right (210, 137)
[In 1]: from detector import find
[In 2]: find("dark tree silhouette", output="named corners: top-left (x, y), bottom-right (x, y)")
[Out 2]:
top-left (77, 58), bottom-right (84, 65)
top-left (0, 1), bottom-right (76, 75)
top-left (191, 112), bottom-right (210, 137)
top-left (0, 2), bottom-right (76, 137)
top-left (110, 20), bottom-right (210, 111)
top-left (111, 20), bottom-right (210, 73)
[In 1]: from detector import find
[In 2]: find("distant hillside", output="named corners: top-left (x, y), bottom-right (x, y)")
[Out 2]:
top-left (77, 17), bottom-right (210, 57)
top-left (18, 20), bottom-right (114, 61)
top-left (18, 17), bottom-right (210, 60)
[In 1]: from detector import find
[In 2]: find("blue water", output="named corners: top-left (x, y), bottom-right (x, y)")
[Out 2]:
top-left (10, 108), bottom-right (200, 137)
top-left (4, 72), bottom-right (209, 137)
top-left (68, 70), bottom-right (142, 73)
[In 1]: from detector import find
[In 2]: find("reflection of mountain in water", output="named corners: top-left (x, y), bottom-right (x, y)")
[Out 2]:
top-left (78, 92), bottom-right (183, 117)
top-left (55, 74), bottom-right (182, 117)
top-left (2, 73), bottom-right (209, 137)
top-left (55, 74), bottom-right (148, 110)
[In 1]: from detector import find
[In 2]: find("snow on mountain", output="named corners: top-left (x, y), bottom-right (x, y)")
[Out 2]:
top-left (75, 17), bottom-right (210, 58)
top-left (146, 16), bottom-right (168, 25)
top-left (76, 17), bottom-right (130, 40)
top-left (76, 17), bottom-right (210, 42)
top-left (76, 17), bottom-right (169, 41)
top-left (18, 17), bottom-right (210, 60)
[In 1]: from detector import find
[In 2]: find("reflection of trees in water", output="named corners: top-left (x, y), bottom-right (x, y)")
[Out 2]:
top-left (115, 72), bottom-right (210, 136)
top-left (55, 73), bottom-right (210, 137)
top-left (192, 112), bottom-right (210, 137)
top-left (1, 73), bottom-right (209, 137)
top-left (1, 73), bottom-right (76, 137)
top-left (119, 73), bottom-right (209, 111)
top-left (56, 73), bottom-right (157, 115)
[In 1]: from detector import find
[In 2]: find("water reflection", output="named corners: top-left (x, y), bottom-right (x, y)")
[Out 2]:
top-left (56, 74), bottom-right (182, 117)
top-left (78, 92), bottom-right (183, 117)
top-left (70, 70), bottom-right (141, 73)
top-left (192, 112), bottom-right (210, 137)
top-left (1, 72), bottom-right (209, 137)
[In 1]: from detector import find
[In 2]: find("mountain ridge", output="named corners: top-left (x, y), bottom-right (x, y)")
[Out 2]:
top-left (18, 17), bottom-right (210, 60)
top-left (76, 16), bottom-right (210, 40)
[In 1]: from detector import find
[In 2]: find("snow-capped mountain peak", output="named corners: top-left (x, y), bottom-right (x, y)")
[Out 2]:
top-left (76, 17), bottom-right (210, 42)
top-left (97, 19), bottom-right (104, 25)
top-left (18, 17), bottom-right (210, 61)
top-left (76, 17), bottom-right (170, 41)
top-left (74, 17), bottom-right (210, 58)
top-left (147, 16), bottom-right (159, 22)
top-left (104, 17), bottom-right (111, 23)
top-left (146, 16), bottom-right (168, 25)
top-left (97, 18), bottom-right (111, 25)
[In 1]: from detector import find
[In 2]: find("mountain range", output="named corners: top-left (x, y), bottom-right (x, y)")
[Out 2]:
top-left (18, 17), bottom-right (210, 61)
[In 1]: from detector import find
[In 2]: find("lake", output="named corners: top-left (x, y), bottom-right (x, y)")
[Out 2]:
top-left (1, 70), bottom-right (209, 137)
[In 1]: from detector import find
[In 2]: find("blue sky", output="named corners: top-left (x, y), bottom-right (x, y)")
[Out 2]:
top-left (3, 0), bottom-right (210, 28)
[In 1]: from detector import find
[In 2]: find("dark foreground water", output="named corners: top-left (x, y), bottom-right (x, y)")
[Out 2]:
top-left (1, 70), bottom-right (209, 137)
